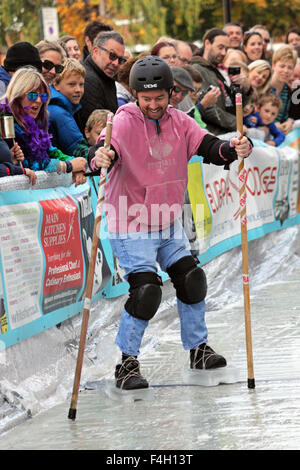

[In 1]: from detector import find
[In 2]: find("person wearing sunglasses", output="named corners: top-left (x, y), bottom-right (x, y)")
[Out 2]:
top-left (35, 40), bottom-right (66, 85)
top-left (3, 67), bottom-right (87, 185)
top-left (169, 66), bottom-right (196, 108)
top-left (77, 31), bottom-right (125, 133)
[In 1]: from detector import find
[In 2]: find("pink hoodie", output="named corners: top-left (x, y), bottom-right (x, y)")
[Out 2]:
top-left (94, 103), bottom-right (208, 233)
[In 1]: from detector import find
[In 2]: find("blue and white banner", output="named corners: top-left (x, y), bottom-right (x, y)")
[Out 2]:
top-left (187, 138), bottom-right (300, 265)
top-left (0, 132), bottom-right (299, 349)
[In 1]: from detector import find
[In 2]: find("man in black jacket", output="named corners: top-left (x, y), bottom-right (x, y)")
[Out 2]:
top-left (77, 31), bottom-right (126, 133)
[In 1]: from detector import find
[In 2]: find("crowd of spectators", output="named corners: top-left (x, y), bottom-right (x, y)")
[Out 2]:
top-left (1, 20), bottom-right (300, 181)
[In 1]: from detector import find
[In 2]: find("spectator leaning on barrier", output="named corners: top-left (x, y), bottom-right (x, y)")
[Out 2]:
top-left (0, 41), bottom-right (43, 96)
top-left (48, 58), bottom-right (89, 158)
top-left (77, 31), bottom-right (126, 134)
top-left (3, 67), bottom-right (87, 186)
top-left (244, 93), bottom-right (285, 146)
top-left (84, 109), bottom-right (111, 146)
top-left (270, 45), bottom-right (297, 135)
top-left (89, 55), bottom-right (253, 390)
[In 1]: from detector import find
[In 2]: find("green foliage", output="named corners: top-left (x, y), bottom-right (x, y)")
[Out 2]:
top-left (1, 0), bottom-right (300, 49)
top-left (0, 0), bottom-right (55, 46)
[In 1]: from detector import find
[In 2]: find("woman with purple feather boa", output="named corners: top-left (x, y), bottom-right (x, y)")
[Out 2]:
top-left (1, 67), bottom-right (88, 186)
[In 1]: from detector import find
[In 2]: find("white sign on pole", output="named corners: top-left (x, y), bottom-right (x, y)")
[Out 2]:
top-left (40, 8), bottom-right (59, 40)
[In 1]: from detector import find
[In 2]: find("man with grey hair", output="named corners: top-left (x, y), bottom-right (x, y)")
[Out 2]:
top-left (77, 31), bottom-right (126, 133)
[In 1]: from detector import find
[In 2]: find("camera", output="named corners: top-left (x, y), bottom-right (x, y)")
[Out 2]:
top-left (205, 84), bottom-right (214, 93)
top-left (228, 66), bottom-right (241, 75)
top-left (198, 84), bottom-right (214, 101)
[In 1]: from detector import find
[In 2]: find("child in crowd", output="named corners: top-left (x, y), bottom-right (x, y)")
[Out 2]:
top-left (241, 90), bottom-right (265, 140)
top-left (243, 89), bottom-right (259, 122)
top-left (244, 93), bottom-right (285, 146)
top-left (48, 58), bottom-right (89, 158)
top-left (270, 45), bottom-right (297, 134)
top-left (84, 109), bottom-right (110, 146)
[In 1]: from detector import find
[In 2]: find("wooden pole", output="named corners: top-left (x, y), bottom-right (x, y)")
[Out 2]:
top-left (68, 113), bottom-right (114, 420)
top-left (235, 93), bottom-right (255, 389)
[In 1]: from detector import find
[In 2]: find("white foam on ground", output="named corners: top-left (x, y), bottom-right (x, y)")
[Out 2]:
top-left (0, 225), bottom-right (299, 435)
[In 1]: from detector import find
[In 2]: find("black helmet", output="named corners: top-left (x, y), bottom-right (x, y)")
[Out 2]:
top-left (129, 55), bottom-right (174, 92)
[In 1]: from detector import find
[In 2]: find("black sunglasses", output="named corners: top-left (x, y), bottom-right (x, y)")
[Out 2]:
top-left (98, 46), bottom-right (127, 65)
top-left (172, 86), bottom-right (189, 96)
top-left (42, 60), bottom-right (64, 74)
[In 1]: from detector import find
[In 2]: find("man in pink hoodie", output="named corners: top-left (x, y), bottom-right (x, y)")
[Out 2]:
top-left (90, 56), bottom-right (252, 390)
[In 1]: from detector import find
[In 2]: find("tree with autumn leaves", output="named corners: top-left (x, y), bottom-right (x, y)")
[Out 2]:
top-left (1, 0), bottom-right (300, 48)
top-left (56, 0), bottom-right (300, 47)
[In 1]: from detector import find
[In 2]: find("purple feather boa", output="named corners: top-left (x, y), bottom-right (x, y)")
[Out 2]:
top-left (0, 100), bottom-right (52, 162)
top-left (22, 114), bottom-right (52, 162)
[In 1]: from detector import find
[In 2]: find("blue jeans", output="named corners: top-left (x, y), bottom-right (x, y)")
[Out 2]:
top-left (109, 219), bottom-right (208, 356)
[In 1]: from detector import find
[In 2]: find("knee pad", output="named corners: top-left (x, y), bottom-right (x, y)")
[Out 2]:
top-left (167, 255), bottom-right (207, 304)
top-left (125, 272), bottom-right (163, 321)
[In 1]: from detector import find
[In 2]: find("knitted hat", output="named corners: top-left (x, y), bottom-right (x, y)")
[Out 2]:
top-left (4, 42), bottom-right (42, 73)
top-left (171, 66), bottom-right (195, 91)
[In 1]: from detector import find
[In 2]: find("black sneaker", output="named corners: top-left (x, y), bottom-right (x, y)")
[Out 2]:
top-left (190, 343), bottom-right (227, 370)
top-left (115, 356), bottom-right (149, 390)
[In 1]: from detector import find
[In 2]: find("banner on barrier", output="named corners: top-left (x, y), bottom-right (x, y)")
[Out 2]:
top-left (187, 142), bottom-right (300, 264)
top-left (0, 183), bottom-right (113, 348)
top-left (0, 134), bottom-right (299, 349)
